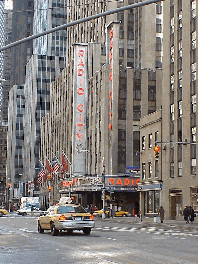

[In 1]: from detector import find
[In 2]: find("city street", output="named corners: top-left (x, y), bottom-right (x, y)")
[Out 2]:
top-left (1, 214), bottom-right (198, 263)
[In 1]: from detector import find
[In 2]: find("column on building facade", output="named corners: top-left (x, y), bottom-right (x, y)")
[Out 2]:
top-left (126, 68), bottom-right (134, 168)
top-left (141, 70), bottom-right (148, 117)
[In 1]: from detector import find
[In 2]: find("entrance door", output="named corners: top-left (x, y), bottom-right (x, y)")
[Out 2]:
top-left (169, 192), bottom-right (183, 220)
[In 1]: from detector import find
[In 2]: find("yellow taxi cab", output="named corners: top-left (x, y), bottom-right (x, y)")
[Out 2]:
top-left (38, 197), bottom-right (95, 236)
top-left (0, 208), bottom-right (8, 216)
top-left (93, 208), bottom-right (131, 217)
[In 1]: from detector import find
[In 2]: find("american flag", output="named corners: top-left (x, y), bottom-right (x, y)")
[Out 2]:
top-left (37, 161), bottom-right (46, 184)
top-left (38, 169), bottom-right (45, 177)
top-left (37, 175), bottom-right (42, 184)
top-left (52, 156), bottom-right (60, 173)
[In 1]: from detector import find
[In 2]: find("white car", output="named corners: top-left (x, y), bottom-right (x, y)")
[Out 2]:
top-left (17, 206), bottom-right (42, 216)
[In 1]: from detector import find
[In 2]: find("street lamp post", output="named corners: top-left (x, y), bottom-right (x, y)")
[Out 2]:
top-left (102, 158), bottom-right (106, 219)
top-left (8, 182), bottom-right (11, 212)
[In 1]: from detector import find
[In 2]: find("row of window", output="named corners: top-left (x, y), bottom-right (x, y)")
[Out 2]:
top-left (142, 160), bottom-right (159, 179)
top-left (142, 131), bottom-right (159, 150)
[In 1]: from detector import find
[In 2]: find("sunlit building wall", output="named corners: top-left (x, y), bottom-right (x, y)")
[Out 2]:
top-left (0, 0), bottom-right (5, 116)
top-left (161, 0), bottom-right (197, 219)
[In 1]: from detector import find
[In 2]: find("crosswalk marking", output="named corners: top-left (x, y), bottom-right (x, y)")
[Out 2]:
top-left (95, 226), bottom-right (198, 239)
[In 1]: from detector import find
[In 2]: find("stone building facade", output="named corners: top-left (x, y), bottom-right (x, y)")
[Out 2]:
top-left (39, 36), bottom-right (162, 211)
top-left (7, 85), bottom-right (25, 201)
top-left (161, 0), bottom-right (198, 219)
top-left (138, 109), bottom-right (162, 216)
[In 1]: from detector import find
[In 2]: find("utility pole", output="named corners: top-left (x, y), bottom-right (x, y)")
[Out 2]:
top-left (102, 158), bottom-right (106, 219)
top-left (0, 0), bottom-right (164, 53)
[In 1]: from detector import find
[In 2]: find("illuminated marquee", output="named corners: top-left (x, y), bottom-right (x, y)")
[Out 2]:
top-left (108, 177), bottom-right (140, 186)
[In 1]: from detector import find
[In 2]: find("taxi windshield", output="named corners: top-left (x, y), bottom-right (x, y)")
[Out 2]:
top-left (57, 206), bottom-right (87, 214)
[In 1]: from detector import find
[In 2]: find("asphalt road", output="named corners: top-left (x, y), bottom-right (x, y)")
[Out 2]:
top-left (1, 215), bottom-right (198, 264)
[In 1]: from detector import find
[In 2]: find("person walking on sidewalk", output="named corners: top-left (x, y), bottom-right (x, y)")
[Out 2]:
top-left (31, 205), bottom-right (34, 217)
top-left (183, 205), bottom-right (190, 224)
top-left (158, 206), bottom-right (165, 223)
top-left (189, 206), bottom-right (195, 223)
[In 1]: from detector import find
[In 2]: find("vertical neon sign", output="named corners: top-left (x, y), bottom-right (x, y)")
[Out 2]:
top-left (73, 44), bottom-right (88, 175)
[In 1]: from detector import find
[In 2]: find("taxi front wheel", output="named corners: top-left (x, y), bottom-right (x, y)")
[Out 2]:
top-left (50, 222), bottom-right (58, 236)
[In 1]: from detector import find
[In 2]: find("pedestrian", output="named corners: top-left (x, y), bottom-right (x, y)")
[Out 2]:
top-left (158, 206), bottom-right (165, 223)
top-left (85, 205), bottom-right (90, 212)
top-left (183, 205), bottom-right (190, 224)
top-left (189, 206), bottom-right (195, 223)
top-left (31, 205), bottom-right (34, 217)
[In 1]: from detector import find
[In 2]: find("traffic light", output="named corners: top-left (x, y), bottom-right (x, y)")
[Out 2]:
top-left (154, 146), bottom-right (160, 158)
top-left (8, 182), bottom-right (11, 188)
top-left (48, 186), bottom-right (52, 192)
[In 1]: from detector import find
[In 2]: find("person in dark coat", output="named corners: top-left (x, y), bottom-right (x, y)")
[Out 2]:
top-left (183, 205), bottom-right (190, 224)
top-left (31, 205), bottom-right (34, 217)
top-left (189, 206), bottom-right (195, 223)
top-left (158, 206), bottom-right (165, 223)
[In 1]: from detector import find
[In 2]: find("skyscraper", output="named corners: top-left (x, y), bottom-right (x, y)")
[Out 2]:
top-left (10, 0), bottom-right (34, 87)
top-left (2, 1), bottom-right (12, 124)
top-left (0, 0), bottom-right (5, 117)
top-left (8, 0), bottom-right (67, 198)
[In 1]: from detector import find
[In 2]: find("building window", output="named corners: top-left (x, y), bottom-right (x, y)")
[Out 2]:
top-left (191, 127), bottom-right (196, 142)
top-left (170, 104), bottom-right (175, 121)
top-left (170, 17), bottom-right (174, 34)
top-left (170, 46), bottom-right (174, 62)
top-left (142, 136), bottom-right (146, 150)
top-left (133, 81), bottom-right (141, 100)
top-left (155, 131), bottom-right (159, 145)
top-left (170, 74), bottom-right (174, 92)
top-left (155, 160), bottom-right (159, 178)
top-left (142, 163), bottom-right (146, 179)
top-left (191, 31), bottom-right (196, 50)
top-left (178, 40), bottom-right (182, 58)
top-left (156, 37), bottom-right (162, 51)
top-left (145, 191), bottom-right (160, 214)
top-left (170, 162), bottom-right (174, 178)
top-left (133, 106), bottom-right (141, 120)
top-left (148, 133), bottom-right (152, 148)
top-left (148, 86), bottom-right (156, 101)
top-left (178, 162), bottom-right (182, 177)
top-left (148, 162), bottom-right (152, 178)
top-left (178, 101), bottom-right (183, 117)
top-left (147, 191), bottom-right (154, 213)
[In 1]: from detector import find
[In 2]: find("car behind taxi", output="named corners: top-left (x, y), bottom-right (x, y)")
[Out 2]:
top-left (0, 208), bottom-right (8, 216)
top-left (93, 208), bottom-right (131, 217)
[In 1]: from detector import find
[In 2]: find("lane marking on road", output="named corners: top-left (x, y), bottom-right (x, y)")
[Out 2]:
top-left (21, 233), bottom-right (29, 238)
top-left (116, 227), bottom-right (128, 231)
